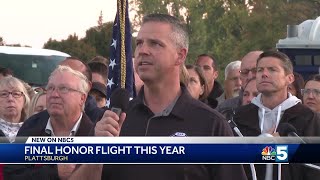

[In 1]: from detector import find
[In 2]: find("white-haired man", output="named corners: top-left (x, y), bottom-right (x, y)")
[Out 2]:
top-left (4, 65), bottom-right (94, 179)
top-left (217, 60), bottom-right (242, 104)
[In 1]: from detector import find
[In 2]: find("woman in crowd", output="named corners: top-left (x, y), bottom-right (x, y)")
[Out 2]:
top-left (0, 76), bottom-right (30, 143)
top-left (28, 90), bottom-right (46, 116)
top-left (242, 77), bottom-right (258, 106)
top-left (288, 72), bottom-right (304, 100)
top-left (185, 64), bottom-right (209, 101)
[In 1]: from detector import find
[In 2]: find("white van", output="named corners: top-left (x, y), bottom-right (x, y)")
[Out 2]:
top-left (0, 46), bottom-right (70, 86)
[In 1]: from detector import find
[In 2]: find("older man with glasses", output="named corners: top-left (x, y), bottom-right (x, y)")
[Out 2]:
top-left (4, 65), bottom-right (94, 180)
top-left (217, 51), bottom-right (262, 115)
top-left (302, 74), bottom-right (320, 113)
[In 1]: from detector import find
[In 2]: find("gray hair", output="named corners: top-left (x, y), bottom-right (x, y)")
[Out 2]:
top-left (49, 65), bottom-right (89, 111)
top-left (0, 76), bottom-right (31, 122)
top-left (142, 13), bottom-right (189, 49)
top-left (49, 65), bottom-right (90, 95)
top-left (225, 61), bottom-right (241, 80)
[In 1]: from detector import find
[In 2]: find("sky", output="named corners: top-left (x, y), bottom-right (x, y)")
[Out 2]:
top-left (1, 0), bottom-right (119, 48)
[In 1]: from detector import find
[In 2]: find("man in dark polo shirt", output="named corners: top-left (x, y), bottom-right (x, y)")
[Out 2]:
top-left (70, 13), bottom-right (247, 180)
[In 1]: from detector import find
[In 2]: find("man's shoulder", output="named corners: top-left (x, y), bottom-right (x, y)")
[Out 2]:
top-left (188, 97), bottom-right (221, 115)
top-left (178, 96), bottom-right (228, 126)
top-left (217, 96), bottom-right (242, 112)
top-left (285, 103), bottom-right (316, 119)
top-left (184, 98), bottom-right (234, 136)
top-left (287, 103), bottom-right (312, 113)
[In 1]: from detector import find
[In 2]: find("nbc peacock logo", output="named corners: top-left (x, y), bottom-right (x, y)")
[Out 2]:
top-left (261, 146), bottom-right (277, 161)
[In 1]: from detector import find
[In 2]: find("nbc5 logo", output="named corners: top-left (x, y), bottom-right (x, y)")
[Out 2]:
top-left (275, 145), bottom-right (288, 162)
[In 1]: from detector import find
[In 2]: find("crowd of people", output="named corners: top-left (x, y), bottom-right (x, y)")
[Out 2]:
top-left (0, 13), bottom-right (319, 180)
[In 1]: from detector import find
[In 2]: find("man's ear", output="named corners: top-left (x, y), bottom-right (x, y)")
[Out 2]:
top-left (213, 70), bottom-right (219, 80)
top-left (88, 81), bottom-right (92, 90)
top-left (175, 48), bottom-right (187, 66)
top-left (200, 85), bottom-right (204, 96)
top-left (287, 73), bottom-right (295, 85)
top-left (80, 94), bottom-right (87, 107)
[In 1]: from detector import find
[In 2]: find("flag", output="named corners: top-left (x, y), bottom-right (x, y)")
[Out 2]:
top-left (106, 0), bottom-right (135, 107)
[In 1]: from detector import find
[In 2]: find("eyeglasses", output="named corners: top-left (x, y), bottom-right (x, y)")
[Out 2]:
top-left (46, 85), bottom-right (82, 94)
top-left (240, 68), bottom-right (257, 76)
top-left (301, 89), bottom-right (320, 97)
top-left (0, 91), bottom-right (24, 98)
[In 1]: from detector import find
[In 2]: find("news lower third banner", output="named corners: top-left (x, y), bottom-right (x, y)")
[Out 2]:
top-left (2, 137), bottom-right (320, 164)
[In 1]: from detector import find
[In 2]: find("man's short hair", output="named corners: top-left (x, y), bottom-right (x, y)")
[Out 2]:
top-left (197, 54), bottom-right (219, 70)
top-left (225, 60), bottom-right (241, 80)
top-left (257, 50), bottom-right (293, 75)
top-left (142, 13), bottom-right (189, 49)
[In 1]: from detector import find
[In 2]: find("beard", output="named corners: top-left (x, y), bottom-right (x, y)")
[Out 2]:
top-left (232, 89), bottom-right (241, 97)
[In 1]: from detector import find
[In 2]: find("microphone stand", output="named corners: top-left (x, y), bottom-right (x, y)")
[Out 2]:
top-left (228, 114), bottom-right (257, 180)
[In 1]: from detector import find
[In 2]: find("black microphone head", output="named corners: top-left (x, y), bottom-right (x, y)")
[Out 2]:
top-left (220, 107), bottom-right (234, 120)
top-left (110, 88), bottom-right (130, 111)
top-left (277, 123), bottom-right (297, 136)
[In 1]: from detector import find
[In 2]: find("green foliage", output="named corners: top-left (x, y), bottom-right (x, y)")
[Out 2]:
top-left (43, 34), bottom-right (96, 62)
top-left (130, 0), bottom-right (319, 81)
top-left (83, 22), bottom-right (114, 59)
top-left (43, 18), bottom-right (135, 62)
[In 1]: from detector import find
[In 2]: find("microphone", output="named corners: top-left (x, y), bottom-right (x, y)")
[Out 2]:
top-left (110, 88), bottom-right (130, 116)
top-left (228, 118), bottom-right (244, 137)
top-left (223, 109), bottom-right (244, 137)
top-left (276, 123), bottom-right (306, 144)
top-left (276, 123), bottom-right (320, 171)
top-left (225, 110), bottom-right (257, 180)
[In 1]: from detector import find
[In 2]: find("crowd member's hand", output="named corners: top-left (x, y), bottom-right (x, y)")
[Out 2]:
top-left (95, 110), bottom-right (126, 137)
top-left (58, 164), bottom-right (76, 180)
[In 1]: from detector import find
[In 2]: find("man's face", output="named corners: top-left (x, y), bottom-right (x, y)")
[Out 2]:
top-left (224, 68), bottom-right (242, 98)
top-left (256, 57), bottom-right (293, 95)
top-left (134, 22), bottom-right (184, 83)
top-left (303, 80), bottom-right (320, 113)
top-left (195, 56), bottom-right (218, 85)
top-left (46, 72), bottom-right (86, 119)
top-left (240, 52), bottom-right (261, 87)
